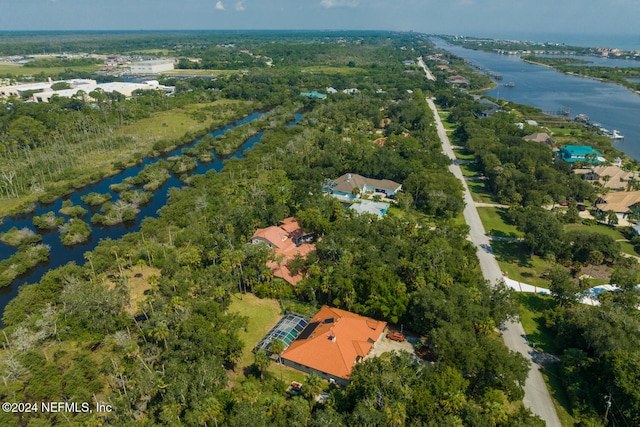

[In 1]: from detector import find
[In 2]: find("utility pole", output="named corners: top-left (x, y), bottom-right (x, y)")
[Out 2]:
top-left (603, 393), bottom-right (612, 425)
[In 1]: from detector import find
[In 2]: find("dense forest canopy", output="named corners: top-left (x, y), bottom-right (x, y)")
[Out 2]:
top-left (0, 30), bottom-right (637, 426)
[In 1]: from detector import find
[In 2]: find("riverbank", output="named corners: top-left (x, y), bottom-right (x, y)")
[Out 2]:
top-left (521, 57), bottom-right (640, 96)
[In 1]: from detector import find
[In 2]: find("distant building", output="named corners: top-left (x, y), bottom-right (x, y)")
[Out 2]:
top-left (323, 173), bottom-right (402, 201)
top-left (342, 88), bottom-right (359, 95)
top-left (0, 79), bottom-right (96, 98)
top-left (573, 166), bottom-right (635, 192)
top-left (559, 145), bottom-right (604, 164)
top-left (129, 59), bottom-right (174, 74)
top-left (523, 132), bottom-right (555, 150)
top-left (251, 217), bottom-right (315, 286)
top-left (326, 87), bottom-right (338, 94)
top-left (446, 75), bottom-right (470, 85)
top-left (33, 81), bottom-right (170, 103)
top-left (281, 306), bottom-right (387, 385)
top-left (300, 91), bottom-right (327, 100)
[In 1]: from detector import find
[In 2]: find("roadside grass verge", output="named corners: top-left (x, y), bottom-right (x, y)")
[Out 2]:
top-left (477, 207), bottom-right (523, 238)
top-left (459, 162), bottom-right (481, 177)
top-left (452, 148), bottom-right (475, 161)
top-left (466, 180), bottom-right (499, 204)
top-left (516, 293), bottom-right (576, 426)
top-left (515, 293), bottom-right (558, 353)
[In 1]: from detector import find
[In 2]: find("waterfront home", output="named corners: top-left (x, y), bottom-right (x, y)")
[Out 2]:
top-left (573, 165), bottom-right (635, 191)
top-left (559, 145), bottom-right (605, 164)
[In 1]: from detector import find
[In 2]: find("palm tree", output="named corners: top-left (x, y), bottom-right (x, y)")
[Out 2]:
top-left (269, 338), bottom-right (285, 381)
top-left (197, 396), bottom-right (223, 427)
top-left (254, 349), bottom-right (270, 380)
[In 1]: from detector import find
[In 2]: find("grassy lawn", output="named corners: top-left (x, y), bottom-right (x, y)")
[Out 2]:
top-left (493, 240), bottom-right (551, 288)
top-left (515, 293), bottom-right (558, 353)
top-left (228, 293), bottom-right (283, 371)
top-left (452, 148), bottom-right (475, 161)
top-left (227, 293), bottom-right (314, 385)
top-left (477, 207), bottom-right (523, 238)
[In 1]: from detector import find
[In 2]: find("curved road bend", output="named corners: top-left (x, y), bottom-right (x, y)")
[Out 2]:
top-left (426, 98), bottom-right (562, 427)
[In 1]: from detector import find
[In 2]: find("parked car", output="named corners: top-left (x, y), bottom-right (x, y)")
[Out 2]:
top-left (386, 331), bottom-right (405, 342)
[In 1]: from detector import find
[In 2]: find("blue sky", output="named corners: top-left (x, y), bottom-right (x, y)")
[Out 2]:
top-left (1, 0), bottom-right (639, 42)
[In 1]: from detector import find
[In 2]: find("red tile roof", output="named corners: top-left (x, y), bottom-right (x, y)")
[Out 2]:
top-left (281, 306), bottom-right (387, 381)
top-left (251, 217), bottom-right (315, 286)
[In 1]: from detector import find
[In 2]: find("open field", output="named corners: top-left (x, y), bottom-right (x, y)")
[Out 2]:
top-left (0, 63), bottom-right (101, 76)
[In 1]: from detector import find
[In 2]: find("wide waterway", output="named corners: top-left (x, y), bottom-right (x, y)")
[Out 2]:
top-left (0, 112), bottom-right (302, 320)
top-left (432, 38), bottom-right (640, 160)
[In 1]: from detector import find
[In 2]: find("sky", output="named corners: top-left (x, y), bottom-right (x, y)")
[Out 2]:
top-left (1, 0), bottom-right (639, 43)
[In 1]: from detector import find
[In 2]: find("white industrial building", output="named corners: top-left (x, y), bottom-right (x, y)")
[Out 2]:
top-left (129, 59), bottom-right (175, 74)
top-left (33, 80), bottom-right (171, 103)
top-left (0, 79), bottom-right (96, 98)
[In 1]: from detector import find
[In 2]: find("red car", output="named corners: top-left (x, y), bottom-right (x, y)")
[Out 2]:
top-left (386, 331), bottom-right (405, 342)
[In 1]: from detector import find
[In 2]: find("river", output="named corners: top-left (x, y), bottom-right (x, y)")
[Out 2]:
top-left (0, 112), bottom-right (302, 320)
top-left (432, 38), bottom-right (640, 160)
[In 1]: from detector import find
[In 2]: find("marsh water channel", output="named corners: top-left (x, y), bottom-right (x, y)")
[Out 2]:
top-left (0, 111), bottom-right (303, 318)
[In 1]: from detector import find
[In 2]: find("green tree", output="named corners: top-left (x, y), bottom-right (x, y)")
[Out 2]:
top-left (548, 265), bottom-right (581, 308)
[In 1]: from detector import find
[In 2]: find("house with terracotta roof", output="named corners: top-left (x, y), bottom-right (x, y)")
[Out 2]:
top-left (251, 217), bottom-right (315, 286)
top-left (280, 306), bottom-right (387, 385)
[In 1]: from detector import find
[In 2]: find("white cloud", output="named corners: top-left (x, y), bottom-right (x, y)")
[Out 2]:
top-left (215, 1), bottom-right (225, 10)
top-left (320, 0), bottom-right (359, 7)
top-left (235, 0), bottom-right (246, 11)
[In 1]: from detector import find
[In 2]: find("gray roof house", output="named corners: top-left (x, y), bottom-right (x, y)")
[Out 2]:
top-left (324, 173), bottom-right (402, 201)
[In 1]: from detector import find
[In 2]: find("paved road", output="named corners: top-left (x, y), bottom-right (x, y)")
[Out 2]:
top-left (426, 98), bottom-right (562, 427)
top-left (418, 56), bottom-right (436, 81)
